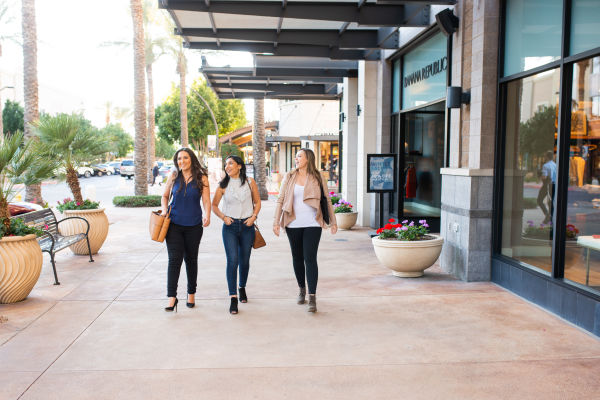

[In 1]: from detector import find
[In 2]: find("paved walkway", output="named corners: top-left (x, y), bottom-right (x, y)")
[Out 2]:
top-left (1, 200), bottom-right (600, 399)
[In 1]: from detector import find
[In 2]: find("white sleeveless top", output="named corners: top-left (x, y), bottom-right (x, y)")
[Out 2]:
top-left (222, 178), bottom-right (254, 219)
top-left (287, 184), bottom-right (320, 228)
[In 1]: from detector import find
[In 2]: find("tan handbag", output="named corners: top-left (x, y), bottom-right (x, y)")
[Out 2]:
top-left (253, 223), bottom-right (266, 249)
top-left (149, 206), bottom-right (171, 242)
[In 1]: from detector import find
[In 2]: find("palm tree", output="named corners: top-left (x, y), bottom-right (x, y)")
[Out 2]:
top-left (253, 98), bottom-right (268, 200)
top-left (21, 0), bottom-right (42, 204)
top-left (0, 132), bottom-right (57, 232)
top-left (35, 114), bottom-right (109, 204)
top-left (131, 0), bottom-right (148, 195)
top-left (0, 1), bottom-right (20, 139)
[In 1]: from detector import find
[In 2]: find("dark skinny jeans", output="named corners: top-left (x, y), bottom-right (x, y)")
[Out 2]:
top-left (166, 222), bottom-right (204, 298)
top-left (222, 219), bottom-right (255, 296)
top-left (285, 227), bottom-right (322, 294)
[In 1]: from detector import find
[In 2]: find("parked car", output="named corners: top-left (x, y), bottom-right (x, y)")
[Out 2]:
top-left (95, 164), bottom-right (115, 176)
top-left (108, 161), bottom-right (121, 174)
top-left (9, 201), bottom-right (43, 217)
top-left (120, 159), bottom-right (134, 179)
top-left (77, 166), bottom-right (94, 178)
top-left (90, 164), bottom-right (110, 177)
top-left (158, 162), bottom-right (175, 177)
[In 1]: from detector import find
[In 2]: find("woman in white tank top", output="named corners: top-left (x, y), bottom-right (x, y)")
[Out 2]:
top-left (212, 156), bottom-right (261, 314)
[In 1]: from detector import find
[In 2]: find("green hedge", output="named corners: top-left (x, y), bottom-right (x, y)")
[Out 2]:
top-left (112, 195), bottom-right (162, 207)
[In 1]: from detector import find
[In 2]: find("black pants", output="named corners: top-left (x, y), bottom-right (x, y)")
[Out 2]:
top-left (285, 227), bottom-right (322, 294)
top-left (166, 222), bottom-right (203, 297)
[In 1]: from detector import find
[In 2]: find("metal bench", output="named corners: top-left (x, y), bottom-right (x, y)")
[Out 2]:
top-left (11, 208), bottom-right (94, 285)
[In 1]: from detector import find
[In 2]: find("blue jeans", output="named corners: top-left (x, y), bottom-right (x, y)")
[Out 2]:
top-left (222, 219), bottom-right (255, 296)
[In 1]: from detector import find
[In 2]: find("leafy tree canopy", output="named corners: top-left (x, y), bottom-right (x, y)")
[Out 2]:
top-left (100, 123), bottom-right (133, 158)
top-left (220, 142), bottom-right (244, 162)
top-left (155, 135), bottom-right (177, 159)
top-left (155, 78), bottom-right (247, 150)
top-left (2, 99), bottom-right (24, 136)
top-left (519, 105), bottom-right (557, 159)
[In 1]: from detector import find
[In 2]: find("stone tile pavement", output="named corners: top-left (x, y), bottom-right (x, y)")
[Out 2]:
top-left (1, 200), bottom-right (599, 399)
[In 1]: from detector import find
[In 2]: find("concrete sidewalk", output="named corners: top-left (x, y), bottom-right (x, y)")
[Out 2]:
top-left (1, 200), bottom-right (599, 399)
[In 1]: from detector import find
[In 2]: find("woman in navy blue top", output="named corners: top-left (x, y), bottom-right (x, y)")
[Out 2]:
top-left (160, 148), bottom-right (211, 312)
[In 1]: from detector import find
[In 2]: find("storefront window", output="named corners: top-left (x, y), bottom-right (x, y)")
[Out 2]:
top-left (501, 68), bottom-right (560, 274)
top-left (564, 56), bottom-right (600, 292)
top-left (392, 60), bottom-right (400, 113)
top-left (504, 0), bottom-right (562, 76)
top-left (570, 0), bottom-right (600, 56)
top-left (318, 142), bottom-right (339, 190)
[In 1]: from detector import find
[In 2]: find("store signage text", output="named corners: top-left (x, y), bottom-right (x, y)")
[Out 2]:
top-left (403, 56), bottom-right (448, 88)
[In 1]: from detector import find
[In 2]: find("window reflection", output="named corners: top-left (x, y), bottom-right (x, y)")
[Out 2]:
top-left (501, 68), bottom-right (561, 274)
top-left (565, 56), bottom-right (600, 292)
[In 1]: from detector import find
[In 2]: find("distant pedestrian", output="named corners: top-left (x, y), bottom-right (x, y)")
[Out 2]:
top-left (273, 148), bottom-right (337, 313)
top-left (161, 148), bottom-right (211, 312)
top-left (151, 162), bottom-right (160, 186)
top-left (212, 155), bottom-right (261, 314)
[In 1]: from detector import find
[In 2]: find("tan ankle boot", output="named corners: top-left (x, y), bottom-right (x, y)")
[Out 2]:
top-left (297, 287), bottom-right (306, 304)
top-left (307, 294), bottom-right (316, 313)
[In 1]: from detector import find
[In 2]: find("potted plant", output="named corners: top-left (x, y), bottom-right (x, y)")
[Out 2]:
top-left (519, 221), bottom-right (580, 263)
top-left (35, 113), bottom-right (110, 255)
top-left (333, 196), bottom-right (358, 230)
top-left (0, 132), bottom-right (57, 303)
top-left (372, 218), bottom-right (444, 277)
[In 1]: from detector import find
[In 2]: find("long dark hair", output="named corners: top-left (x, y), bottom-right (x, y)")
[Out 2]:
top-left (219, 155), bottom-right (247, 189)
top-left (172, 148), bottom-right (207, 193)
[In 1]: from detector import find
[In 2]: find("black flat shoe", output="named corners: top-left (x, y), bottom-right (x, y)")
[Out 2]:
top-left (229, 297), bottom-right (238, 314)
top-left (165, 298), bottom-right (178, 312)
top-left (238, 287), bottom-right (247, 303)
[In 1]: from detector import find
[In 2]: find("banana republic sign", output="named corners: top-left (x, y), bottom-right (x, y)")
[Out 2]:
top-left (403, 56), bottom-right (448, 88)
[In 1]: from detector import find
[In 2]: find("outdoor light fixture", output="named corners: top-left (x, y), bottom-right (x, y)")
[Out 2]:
top-left (340, 112), bottom-right (346, 122)
top-left (435, 9), bottom-right (459, 36)
top-left (446, 86), bottom-right (470, 108)
top-left (356, 104), bottom-right (362, 116)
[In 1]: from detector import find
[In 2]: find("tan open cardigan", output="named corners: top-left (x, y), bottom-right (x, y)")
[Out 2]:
top-left (273, 169), bottom-right (337, 229)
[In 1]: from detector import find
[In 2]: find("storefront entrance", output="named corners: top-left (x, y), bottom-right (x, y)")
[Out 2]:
top-left (392, 101), bottom-right (445, 232)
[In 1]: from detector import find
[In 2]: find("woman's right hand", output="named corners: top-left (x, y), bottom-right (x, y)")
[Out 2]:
top-left (273, 225), bottom-right (280, 236)
top-left (161, 207), bottom-right (168, 216)
top-left (223, 216), bottom-right (233, 225)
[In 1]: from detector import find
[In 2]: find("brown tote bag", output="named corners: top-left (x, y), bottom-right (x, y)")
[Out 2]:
top-left (253, 224), bottom-right (266, 249)
top-left (150, 206), bottom-right (171, 242)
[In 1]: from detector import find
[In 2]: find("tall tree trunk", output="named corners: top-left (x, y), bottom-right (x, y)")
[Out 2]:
top-left (131, 0), bottom-right (148, 196)
top-left (253, 98), bottom-right (268, 200)
top-left (146, 62), bottom-right (155, 182)
top-left (0, 73), bottom-right (4, 139)
top-left (66, 166), bottom-right (83, 204)
top-left (178, 55), bottom-right (188, 147)
top-left (22, 0), bottom-right (42, 204)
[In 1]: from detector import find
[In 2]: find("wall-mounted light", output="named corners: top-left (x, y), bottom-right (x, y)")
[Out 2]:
top-left (446, 86), bottom-right (470, 109)
top-left (356, 104), bottom-right (362, 116)
top-left (340, 112), bottom-right (346, 122)
top-left (435, 8), bottom-right (459, 37)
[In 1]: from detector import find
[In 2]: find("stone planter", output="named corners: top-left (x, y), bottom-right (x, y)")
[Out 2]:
top-left (372, 235), bottom-right (444, 277)
top-left (336, 211), bottom-right (358, 230)
top-left (59, 208), bottom-right (109, 255)
top-left (0, 234), bottom-right (43, 303)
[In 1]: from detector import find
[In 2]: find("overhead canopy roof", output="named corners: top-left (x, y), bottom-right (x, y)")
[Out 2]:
top-left (201, 56), bottom-right (356, 99)
top-left (160, 0), bottom-right (455, 99)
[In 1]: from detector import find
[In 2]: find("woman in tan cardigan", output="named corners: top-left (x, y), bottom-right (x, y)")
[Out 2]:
top-left (273, 148), bottom-right (337, 312)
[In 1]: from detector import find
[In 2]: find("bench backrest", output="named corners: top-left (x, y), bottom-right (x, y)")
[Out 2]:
top-left (11, 208), bottom-right (59, 237)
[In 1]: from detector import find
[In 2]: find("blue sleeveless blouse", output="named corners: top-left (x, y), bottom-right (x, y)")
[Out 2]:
top-left (170, 177), bottom-right (203, 226)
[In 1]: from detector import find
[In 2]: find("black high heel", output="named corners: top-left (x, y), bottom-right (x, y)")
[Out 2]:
top-left (187, 294), bottom-right (195, 308)
top-left (165, 298), bottom-right (178, 312)
top-left (229, 297), bottom-right (238, 314)
top-left (238, 287), bottom-right (247, 303)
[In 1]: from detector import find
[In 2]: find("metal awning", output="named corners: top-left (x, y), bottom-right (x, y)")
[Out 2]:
top-left (201, 55), bottom-right (354, 99)
top-left (160, 0), bottom-right (455, 60)
top-left (300, 134), bottom-right (339, 141)
top-left (266, 135), bottom-right (302, 143)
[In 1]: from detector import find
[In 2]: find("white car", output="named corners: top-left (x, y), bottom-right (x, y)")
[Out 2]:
top-left (120, 159), bottom-right (134, 179)
top-left (77, 166), bottom-right (94, 178)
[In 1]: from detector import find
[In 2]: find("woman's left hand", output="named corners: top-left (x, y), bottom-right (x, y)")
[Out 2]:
top-left (203, 215), bottom-right (211, 227)
top-left (244, 216), bottom-right (256, 227)
top-left (331, 226), bottom-right (338, 235)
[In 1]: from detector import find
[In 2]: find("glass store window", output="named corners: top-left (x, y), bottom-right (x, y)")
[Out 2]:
top-left (504, 0), bottom-right (562, 76)
top-left (570, 0), bottom-right (600, 56)
top-left (500, 68), bottom-right (561, 274)
top-left (564, 56), bottom-right (600, 292)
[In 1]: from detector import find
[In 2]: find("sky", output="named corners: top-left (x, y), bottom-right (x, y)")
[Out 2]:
top-left (0, 0), bottom-right (279, 133)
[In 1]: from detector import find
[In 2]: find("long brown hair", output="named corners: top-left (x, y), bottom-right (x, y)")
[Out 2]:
top-left (298, 148), bottom-right (324, 185)
top-left (172, 148), bottom-right (208, 193)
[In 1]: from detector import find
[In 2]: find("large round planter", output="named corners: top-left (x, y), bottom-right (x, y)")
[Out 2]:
top-left (59, 208), bottom-right (109, 255)
top-left (336, 211), bottom-right (358, 230)
top-left (0, 234), bottom-right (43, 303)
top-left (372, 235), bottom-right (444, 277)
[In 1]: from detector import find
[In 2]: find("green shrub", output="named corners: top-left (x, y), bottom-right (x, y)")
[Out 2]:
top-left (112, 195), bottom-right (162, 207)
top-left (522, 197), bottom-right (537, 209)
